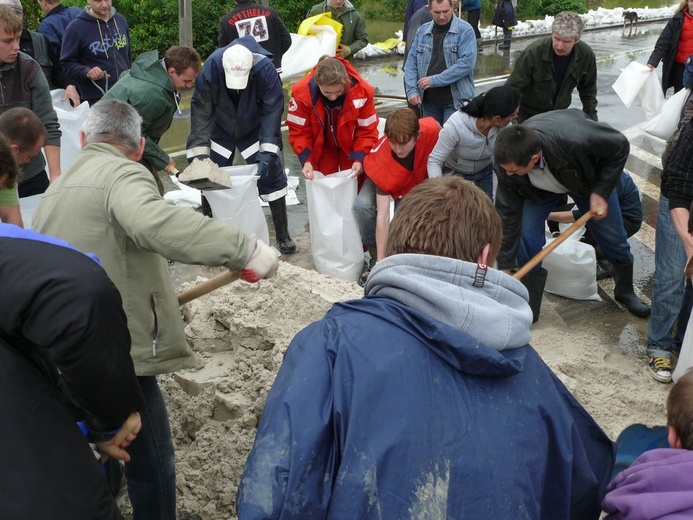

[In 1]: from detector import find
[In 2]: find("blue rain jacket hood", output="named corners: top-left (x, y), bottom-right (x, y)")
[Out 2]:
top-left (238, 254), bottom-right (615, 519)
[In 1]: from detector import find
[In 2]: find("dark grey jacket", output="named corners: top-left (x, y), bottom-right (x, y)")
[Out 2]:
top-left (494, 109), bottom-right (629, 270)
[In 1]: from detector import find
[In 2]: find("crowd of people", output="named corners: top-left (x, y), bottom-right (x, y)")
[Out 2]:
top-left (2, 0), bottom-right (693, 518)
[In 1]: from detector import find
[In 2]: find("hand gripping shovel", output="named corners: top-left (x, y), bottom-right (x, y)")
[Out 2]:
top-left (177, 270), bottom-right (241, 306)
top-left (513, 211), bottom-right (594, 280)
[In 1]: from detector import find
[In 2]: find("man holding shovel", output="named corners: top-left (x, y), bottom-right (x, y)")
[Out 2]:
top-left (33, 99), bottom-right (279, 520)
top-left (493, 109), bottom-right (649, 321)
top-left (187, 35), bottom-right (296, 254)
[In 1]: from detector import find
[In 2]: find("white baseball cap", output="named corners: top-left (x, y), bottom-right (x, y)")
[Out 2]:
top-left (222, 45), bottom-right (252, 90)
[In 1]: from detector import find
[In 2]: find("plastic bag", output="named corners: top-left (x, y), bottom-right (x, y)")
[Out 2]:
top-left (542, 226), bottom-right (601, 301)
top-left (612, 62), bottom-right (664, 118)
top-left (281, 29), bottom-right (338, 80)
top-left (203, 164), bottom-right (270, 245)
top-left (305, 170), bottom-right (363, 281)
top-left (48, 89), bottom-right (90, 175)
top-left (673, 310), bottom-right (693, 383)
top-left (639, 72), bottom-right (665, 120)
top-left (642, 88), bottom-right (690, 140)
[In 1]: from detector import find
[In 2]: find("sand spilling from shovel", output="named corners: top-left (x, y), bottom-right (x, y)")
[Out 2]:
top-left (179, 158), bottom-right (233, 190)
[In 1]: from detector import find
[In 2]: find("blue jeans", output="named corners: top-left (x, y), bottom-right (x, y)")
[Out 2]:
top-left (422, 102), bottom-right (456, 126)
top-left (517, 188), bottom-right (632, 275)
top-left (648, 194), bottom-right (688, 358)
top-left (452, 163), bottom-right (493, 200)
top-left (353, 177), bottom-right (376, 247)
top-left (124, 376), bottom-right (176, 520)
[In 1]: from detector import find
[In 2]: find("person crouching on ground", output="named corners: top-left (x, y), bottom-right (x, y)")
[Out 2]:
top-left (358, 107), bottom-right (440, 264)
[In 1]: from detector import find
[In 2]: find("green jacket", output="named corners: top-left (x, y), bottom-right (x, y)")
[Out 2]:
top-left (505, 36), bottom-right (598, 121)
top-left (308, 0), bottom-right (368, 59)
top-left (33, 143), bottom-right (254, 376)
top-left (102, 51), bottom-right (177, 171)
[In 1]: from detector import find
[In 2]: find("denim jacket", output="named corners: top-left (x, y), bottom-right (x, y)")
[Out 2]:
top-left (404, 15), bottom-right (477, 108)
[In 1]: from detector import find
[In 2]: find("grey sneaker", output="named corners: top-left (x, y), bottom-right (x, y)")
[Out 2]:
top-left (647, 357), bottom-right (672, 384)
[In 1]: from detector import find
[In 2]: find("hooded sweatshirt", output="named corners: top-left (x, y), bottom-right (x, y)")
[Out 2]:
top-left (428, 110), bottom-right (501, 177)
top-left (603, 448), bottom-right (693, 519)
top-left (238, 253), bottom-right (615, 519)
top-left (102, 50), bottom-right (177, 171)
top-left (60, 6), bottom-right (131, 102)
top-left (307, 0), bottom-right (368, 58)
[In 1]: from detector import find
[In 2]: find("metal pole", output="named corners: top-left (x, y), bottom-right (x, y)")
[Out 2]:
top-left (179, 0), bottom-right (193, 46)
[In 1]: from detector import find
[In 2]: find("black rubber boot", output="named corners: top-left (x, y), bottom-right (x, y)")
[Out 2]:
top-left (612, 262), bottom-right (650, 317)
top-left (269, 197), bottom-right (296, 254)
top-left (498, 38), bottom-right (511, 50)
top-left (520, 268), bottom-right (548, 323)
top-left (596, 258), bottom-right (613, 280)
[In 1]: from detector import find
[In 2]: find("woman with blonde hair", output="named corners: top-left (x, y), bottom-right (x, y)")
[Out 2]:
top-left (287, 55), bottom-right (379, 182)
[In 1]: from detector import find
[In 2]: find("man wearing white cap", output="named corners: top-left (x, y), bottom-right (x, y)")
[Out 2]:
top-left (187, 35), bottom-right (296, 254)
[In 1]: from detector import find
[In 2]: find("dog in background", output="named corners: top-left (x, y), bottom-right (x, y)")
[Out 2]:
top-left (623, 11), bottom-right (638, 32)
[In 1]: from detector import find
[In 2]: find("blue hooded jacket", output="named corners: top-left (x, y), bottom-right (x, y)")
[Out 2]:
top-left (60, 7), bottom-right (131, 101)
top-left (238, 254), bottom-right (615, 519)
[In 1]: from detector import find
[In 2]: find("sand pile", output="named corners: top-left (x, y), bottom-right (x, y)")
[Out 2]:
top-left (155, 262), bottom-right (669, 519)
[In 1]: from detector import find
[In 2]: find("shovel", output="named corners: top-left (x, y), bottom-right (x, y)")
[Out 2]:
top-left (176, 158), bottom-right (235, 191)
top-left (513, 211), bottom-right (594, 280)
top-left (177, 270), bottom-right (241, 305)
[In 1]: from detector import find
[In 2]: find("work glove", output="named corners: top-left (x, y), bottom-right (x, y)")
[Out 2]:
top-left (337, 44), bottom-right (351, 58)
top-left (241, 239), bottom-right (279, 283)
top-left (256, 160), bottom-right (270, 179)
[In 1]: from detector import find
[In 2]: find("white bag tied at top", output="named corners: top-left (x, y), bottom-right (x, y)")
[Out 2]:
top-left (543, 225), bottom-right (601, 301)
top-left (305, 170), bottom-right (363, 282)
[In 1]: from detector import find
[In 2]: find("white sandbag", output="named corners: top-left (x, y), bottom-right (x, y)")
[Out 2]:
top-left (638, 71), bottom-right (665, 120)
top-left (673, 311), bottom-right (693, 383)
top-left (203, 164), bottom-right (270, 245)
top-left (19, 193), bottom-right (43, 230)
top-left (612, 62), bottom-right (655, 107)
top-left (543, 227), bottom-right (601, 301)
top-left (165, 176), bottom-right (202, 208)
top-left (305, 170), bottom-right (363, 282)
top-left (643, 88), bottom-right (690, 140)
top-left (280, 28), bottom-right (338, 81)
top-left (48, 89), bottom-right (90, 175)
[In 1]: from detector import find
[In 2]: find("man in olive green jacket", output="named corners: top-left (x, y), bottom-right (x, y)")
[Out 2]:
top-left (504, 11), bottom-right (597, 122)
top-left (33, 99), bottom-right (278, 519)
top-left (103, 46), bottom-right (201, 180)
top-left (308, 0), bottom-right (368, 60)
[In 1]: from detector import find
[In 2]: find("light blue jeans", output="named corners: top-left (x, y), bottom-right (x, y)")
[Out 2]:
top-left (647, 194), bottom-right (689, 358)
top-left (124, 376), bottom-right (177, 520)
top-left (422, 102), bottom-right (456, 126)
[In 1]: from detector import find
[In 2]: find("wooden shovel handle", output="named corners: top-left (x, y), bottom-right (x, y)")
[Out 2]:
top-left (177, 270), bottom-right (241, 306)
top-left (513, 211), bottom-right (594, 280)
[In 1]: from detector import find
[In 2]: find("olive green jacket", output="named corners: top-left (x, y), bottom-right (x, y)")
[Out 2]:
top-left (505, 36), bottom-right (598, 121)
top-left (102, 50), bottom-right (177, 171)
top-left (33, 143), bottom-right (254, 376)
